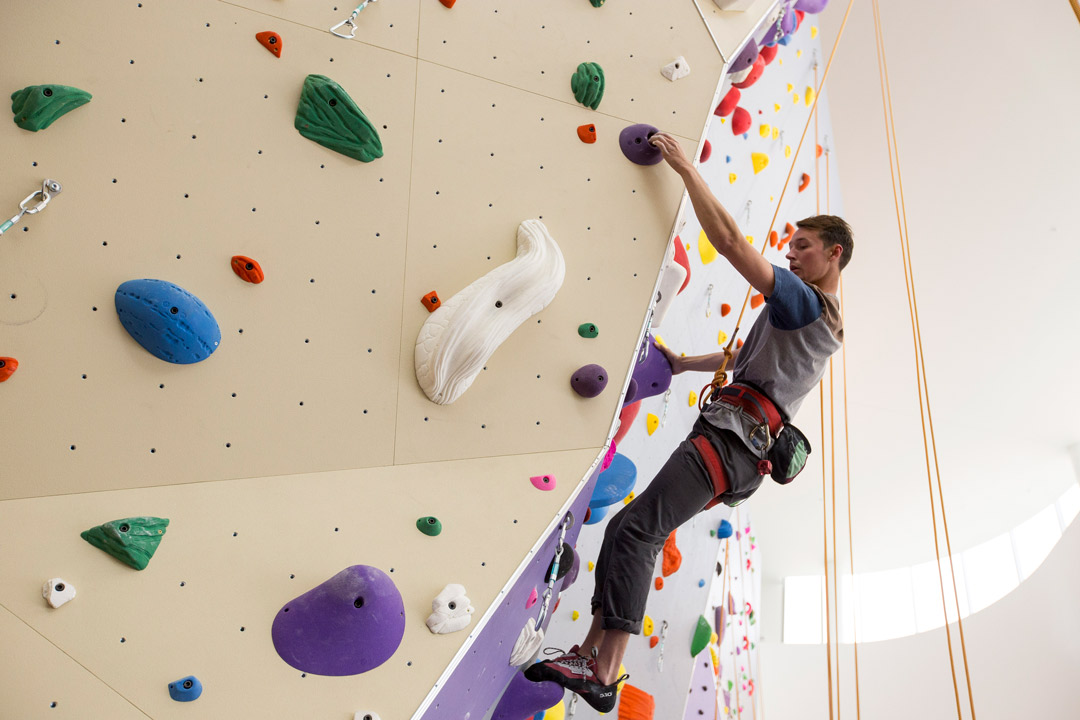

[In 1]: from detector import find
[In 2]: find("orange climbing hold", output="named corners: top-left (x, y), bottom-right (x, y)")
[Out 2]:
top-left (231, 256), bottom-right (265, 284)
top-left (816, 143), bottom-right (823, 158)
top-left (617, 684), bottom-right (656, 719)
top-left (768, 230), bottom-right (778, 247)
top-left (422, 291), bottom-right (441, 312)
top-left (737, 338), bottom-right (744, 349)
top-left (798, 172), bottom-right (811, 192)
top-left (720, 303), bottom-right (731, 317)
top-left (255, 31), bottom-right (282, 58)
top-left (0, 357), bottom-right (18, 383)
top-left (750, 294), bottom-right (764, 309)
top-left (661, 530), bottom-right (682, 577)
top-left (440, 0), bottom-right (457, 7)
top-left (785, 222), bottom-right (796, 235)
top-left (649, 635), bottom-right (659, 648)
top-left (654, 577), bottom-right (663, 591)
top-left (577, 124), bottom-right (597, 144)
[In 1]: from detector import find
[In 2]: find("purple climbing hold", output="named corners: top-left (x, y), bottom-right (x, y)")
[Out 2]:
top-left (619, 123), bottom-right (663, 166)
top-left (571, 363), bottom-right (608, 398)
top-left (731, 40), bottom-right (760, 75)
top-left (794, 0), bottom-right (829, 12)
top-left (492, 670), bottom-right (565, 720)
top-left (623, 335), bottom-right (672, 404)
top-left (271, 565), bottom-right (405, 676)
top-left (563, 545), bottom-right (581, 589)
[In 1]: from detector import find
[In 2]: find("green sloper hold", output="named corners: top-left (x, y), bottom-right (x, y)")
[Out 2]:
top-left (690, 614), bottom-right (711, 657)
top-left (294, 74), bottom-right (383, 162)
top-left (81, 517), bottom-right (169, 571)
top-left (578, 323), bottom-right (599, 338)
top-left (417, 516), bottom-right (442, 536)
top-left (590, 0), bottom-right (606, 6)
top-left (11, 84), bottom-right (92, 132)
top-left (571, 62), bottom-right (605, 110)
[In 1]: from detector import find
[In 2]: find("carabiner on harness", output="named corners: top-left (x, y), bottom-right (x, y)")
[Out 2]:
top-left (330, 0), bottom-right (378, 39)
top-left (1, 179), bottom-right (62, 235)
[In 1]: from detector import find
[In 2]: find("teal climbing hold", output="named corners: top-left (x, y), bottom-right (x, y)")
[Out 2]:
top-left (295, 74), bottom-right (383, 162)
top-left (571, 62), bottom-right (605, 110)
top-left (577, 323), bottom-right (599, 338)
top-left (11, 84), bottom-right (91, 131)
top-left (81, 517), bottom-right (169, 570)
top-left (417, 516), bottom-right (442, 536)
top-left (691, 614), bottom-right (711, 657)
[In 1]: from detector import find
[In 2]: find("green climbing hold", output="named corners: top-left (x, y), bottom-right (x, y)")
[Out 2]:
top-left (690, 614), bottom-right (711, 657)
top-left (571, 62), bottom-right (605, 111)
top-left (577, 323), bottom-right (599, 338)
top-left (417, 516), bottom-right (442, 537)
top-left (294, 74), bottom-right (383, 162)
top-left (80, 516), bottom-right (169, 571)
top-left (590, 0), bottom-right (606, 6)
top-left (11, 84), bottom-right (92, 132)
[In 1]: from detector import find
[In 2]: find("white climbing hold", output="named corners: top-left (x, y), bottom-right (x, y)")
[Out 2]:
top-left (42, 578), bottom-right (76, 608)
top-left (509, 616), bottom-right (545, 666)
top-left (660, 56), bottom-right (691, 81)
top-left (414, 220), bottom-right (565, 405)
top-left (426, 583), bottom-right (474, 634)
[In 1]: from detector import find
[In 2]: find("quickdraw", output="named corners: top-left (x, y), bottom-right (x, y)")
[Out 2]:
top-left (1, 179), bottom-right (62, 235)
top-left (330, 0), bottom-right (379, 39)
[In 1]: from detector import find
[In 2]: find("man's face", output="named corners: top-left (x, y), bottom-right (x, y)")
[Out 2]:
top-left (785, 229), bottom-right (836, 284)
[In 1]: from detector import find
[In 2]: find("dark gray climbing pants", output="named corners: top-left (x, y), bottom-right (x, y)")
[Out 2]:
top-left (590, 417), bottom-right (760, 634)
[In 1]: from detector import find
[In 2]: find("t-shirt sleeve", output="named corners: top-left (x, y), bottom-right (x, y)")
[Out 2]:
top-left (765, 265), bottom-right (822, 330)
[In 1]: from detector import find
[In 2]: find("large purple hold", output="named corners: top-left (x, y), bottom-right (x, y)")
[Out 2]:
top-left (794, 0), bottom-right (829, 12)
top-left (619, 123), bottom-right (662, 166)
top-left (492, 671), bottom-right (564, 720)
top-left (571, 363), bottom-right (608, 398)
top-left (731, 40), bottom-right (760, 74)
top-left (623, 335), bottom-right (672, 404)
top-left (761, 1), bottom-right (797, 46)
top-left (271, 565), bottom-right (405, 676)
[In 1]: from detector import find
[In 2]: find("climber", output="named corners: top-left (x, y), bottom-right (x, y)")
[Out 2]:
top-left (525, 131), bottom-right (853, 712)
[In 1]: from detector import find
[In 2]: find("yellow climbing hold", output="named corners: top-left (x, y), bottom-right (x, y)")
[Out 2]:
top-left (544, 699), bottom-right (566, 720)
top-left (805, 86), bottom-right (816, 107)
top-left (711, 646), bottom-right (719, 671)
top-left (751, 152), bottom-right (769, 174)
top-left (728, 172), bottom-right (737, 184)
top-left (643, 615), bottom-right (654, 636)
top-left (647, 413), bottom-right (659, 435)
top-left (793, 92), bottom-right (800, 103)
top-left (572, 610), bottom-right (580, 621)
top-left (797, 49), bottom-right (803, 58)
top-left (718, 330), bottom-right (728, 345)
top-left (787, 83), bottom-right (793, 92)
top-left (778, 58), bottom-right (783, 66)
top-left (698, 230), bottom-right (718, 264)
top-left (588, 561), bottom-right (595, 571)
top-left (745, 235), bottom-right (754, 245)
top-left (785, 145), bottom-right (792, 158)
top-left (624, 491), bottom-right (636, 504)
top-left (617, 664), bottom-right (628, 692)
top-left (774, 103), bottom-right (781, 112)
top-left (811, 26), bottom-right (819, 39)
top-left (654, 334), bottom-right (666, 348)
top-left (688, 390), bottom-right (697, 406)
top-left (711, 632), bottom-right (719, 644)
top-left (772, 127), bottom-right (779, 140)
top-left (720, 117), bottom-right (726, 124)
top-left (759, 123), bottom-right (771, 138)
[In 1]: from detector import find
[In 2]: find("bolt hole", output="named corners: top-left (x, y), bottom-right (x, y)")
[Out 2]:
top-left (328, 98), bottom-right (337, 107)
top-left (354, 596), bottom-right (365, 608)
top-left (170, 307), bottom-right (178, 314)
top-left (183, 680), bottom-right (193, 689)
top-left (118, 524), bottom-right (130, 533)
top-left (495, 300), bottom-right (503, 308)
top-left (54, 583), bottom-right (65, 592)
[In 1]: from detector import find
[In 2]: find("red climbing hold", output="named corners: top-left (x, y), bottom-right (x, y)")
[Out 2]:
top-left (758, 45), bottom-right (778, 65)
top-left (731, 55), bottom-right (764, 90)
top-left (795, 9), bottom-right (805, 29)
top-left (577, 124), bottom-right (597, 144)
top-left (422, 291), bottom-right (441, 312)
top-left (700, 139), bottom-right (712, 163)
top-left (751, 294), bottom-right (764, 310)
top-left (731, 106), bottom-right (751, 136)
top-left (614, 400), bottom-right (640, 445)
top-left (798, 173), bottom-right (811, 192)
top-left (231, 256), bottom-right (265, 284)
top-left (440, 0), bottom-right (457, 7)
top-left (255, 31), bottom-right (282, 58)
top-left (715, 87), bottom-right (740, 117)
top-left (720, 303), bottom-right (731, 317)
top-left (654, 577), bottom-right (664, 591)
top-left (0, 357), bottom-right (18, 383)
top-left (649, 636), bottom-right (660, 648)
top-left (673, 237), bottom-right (691, 294)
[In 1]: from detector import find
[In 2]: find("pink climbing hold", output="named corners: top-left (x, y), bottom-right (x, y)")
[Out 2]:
top-left (715, 87), bottom-right (740, 117)
top-left (731, 107), bottom-right (752, 136)
top-left (601, 443), bottom-right (617, 472)
top-left (530, 474), bottom-right (557, 491)
top-left (526, 586), bottom-right (538, 609)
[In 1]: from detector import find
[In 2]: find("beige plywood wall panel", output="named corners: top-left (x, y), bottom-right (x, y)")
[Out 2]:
top-left (0, 448), bottom-right (597, 718)
top-left (1, 1), bottom-right (416, 498)
top-left (395, 60), bottom-right (694, 464)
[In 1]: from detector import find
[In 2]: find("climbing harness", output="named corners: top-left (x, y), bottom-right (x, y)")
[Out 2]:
top-left (330, 0), bottom-right (378, 39)
top-left (1, 179), bottom-right (61, 235)
top-left (532, 512), bottom-right (571, 629)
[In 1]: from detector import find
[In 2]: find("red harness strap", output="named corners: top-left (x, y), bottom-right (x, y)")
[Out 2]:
top-left (691, 435), bottom-right (729, 510)
top-left (717, 384), bottom-right (784, 435)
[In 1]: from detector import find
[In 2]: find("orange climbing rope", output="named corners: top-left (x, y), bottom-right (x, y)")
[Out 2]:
top-left (870, 1), bottom-right (975, 718)
top-left (1070, 0), bottom-right (1080, 25)
top-left (699, 0), bottom-right (858, 410)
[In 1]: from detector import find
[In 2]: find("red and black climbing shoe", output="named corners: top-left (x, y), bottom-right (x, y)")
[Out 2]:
top-left (523, 646), bottom-right (629, 713)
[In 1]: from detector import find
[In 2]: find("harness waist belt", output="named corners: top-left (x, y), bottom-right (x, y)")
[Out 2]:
top-left (717, 384), bottom-right (784, 436)
top-left (691, 435), bottom-right (729, 510)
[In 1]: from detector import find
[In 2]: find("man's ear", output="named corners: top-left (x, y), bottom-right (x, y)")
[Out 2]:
top-left (827, 243), bottom-right (843, 263)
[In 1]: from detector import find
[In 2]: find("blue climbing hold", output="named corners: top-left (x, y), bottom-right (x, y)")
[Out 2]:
top-left (718, 519), bottom-right (733, 539)
top-left (115, 279), bottom-right (220, 364)
top-left (168, 676), bottom-right (203, 702)
top-left (589, 453), bottom-right (637, 509)
top-left (726, 155), bottom-right (731, 163)
top-left (698, 579), bottom-right (706, 588)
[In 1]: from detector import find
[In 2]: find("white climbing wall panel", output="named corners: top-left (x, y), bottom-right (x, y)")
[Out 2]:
top-left (0, 0), bottom-right (779, 717)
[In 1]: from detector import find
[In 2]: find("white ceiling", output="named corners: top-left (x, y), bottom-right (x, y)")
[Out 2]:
top-left (752, 0), bottom-right (1080, 582)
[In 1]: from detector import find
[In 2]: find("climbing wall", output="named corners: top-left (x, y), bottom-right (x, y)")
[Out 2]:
top-left (530, 6), bottom-right (842, 717)
top-left (0, 1), bottom-right (782, 719)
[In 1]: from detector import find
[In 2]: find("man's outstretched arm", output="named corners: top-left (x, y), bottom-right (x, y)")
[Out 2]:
top-left (650, 132), bottom-right (775, 298)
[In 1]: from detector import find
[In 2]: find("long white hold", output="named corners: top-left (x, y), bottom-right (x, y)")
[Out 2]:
top-left (415, 219), bottom-right (565, 405)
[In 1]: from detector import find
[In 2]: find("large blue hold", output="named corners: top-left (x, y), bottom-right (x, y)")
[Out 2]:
top-left (115, 279), bottom-right (221, 364)
top-left (588, 453), bottom-right (637, 509)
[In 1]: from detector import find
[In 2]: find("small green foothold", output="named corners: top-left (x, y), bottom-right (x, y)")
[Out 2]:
top-left (11, 84), bottom-right (92, 131)
top-left (590, 0), bottom-right (606, 6)
top-left (416, 516), bottom-right (442, 537)
top-left (690, 614), bottom-right (711, 657)
top-left (294, 74), bottom-right (383, 162)
top-left (80, 516), bottom-right (169, 571)
top-left (577, 323), bottom-right (599, 338)
top-left (571, 62), bottom-right (605, 110)
top-left (710, 529), bottom-right (716, 537)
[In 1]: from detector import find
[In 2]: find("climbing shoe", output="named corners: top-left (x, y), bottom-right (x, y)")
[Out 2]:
top-left (523, 646), bottom-right (628, 713)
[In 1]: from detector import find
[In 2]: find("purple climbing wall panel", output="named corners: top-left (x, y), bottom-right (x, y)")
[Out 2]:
top-left (683, 649), bottom-right (719, 719)
top-left (416, 461), bottom-right (602, 719)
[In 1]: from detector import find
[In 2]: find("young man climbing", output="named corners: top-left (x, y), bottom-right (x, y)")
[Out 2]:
top-left (524, 132), bottom-right (854, 711)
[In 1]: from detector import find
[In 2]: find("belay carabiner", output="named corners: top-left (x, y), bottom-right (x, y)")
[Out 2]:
top-left (1, 179), bottom-right (62, 235)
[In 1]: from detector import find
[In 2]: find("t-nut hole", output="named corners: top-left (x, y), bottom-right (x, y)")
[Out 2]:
top-left (328, 98), bottom-right (337, 107)
top-left (43, 87), bottom-right (53, 97)
top-left (634, 137), bottom-right (642, 144)
top-left (245, 263), bottom-right (253, 270)
top-left (269, 36), bottom-right (277, 44)
top-left (169, 307), bottom-right (179, 315)
top-left (675, 63), bottom-right (680, 68)
top-left (427, 517), bottom-right (438, 525)
top-left (495, 300), bottom-right (503, 308)
top-left (598, 375), bottom-right (605, 381)
top-left (354, 596), bottom-right (365, 609)
top-left (55, 583), bottom-right (65, 592)
top-left (183, 680), bottom-right (193, 689)
top-left (118, 524), bottom-right (130, 533)
top-left (448, 601), bottom-right (457, 610)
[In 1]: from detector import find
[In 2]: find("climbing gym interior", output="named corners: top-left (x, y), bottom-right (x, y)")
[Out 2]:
top-left (2, 1), bottom-right (1079, 719)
